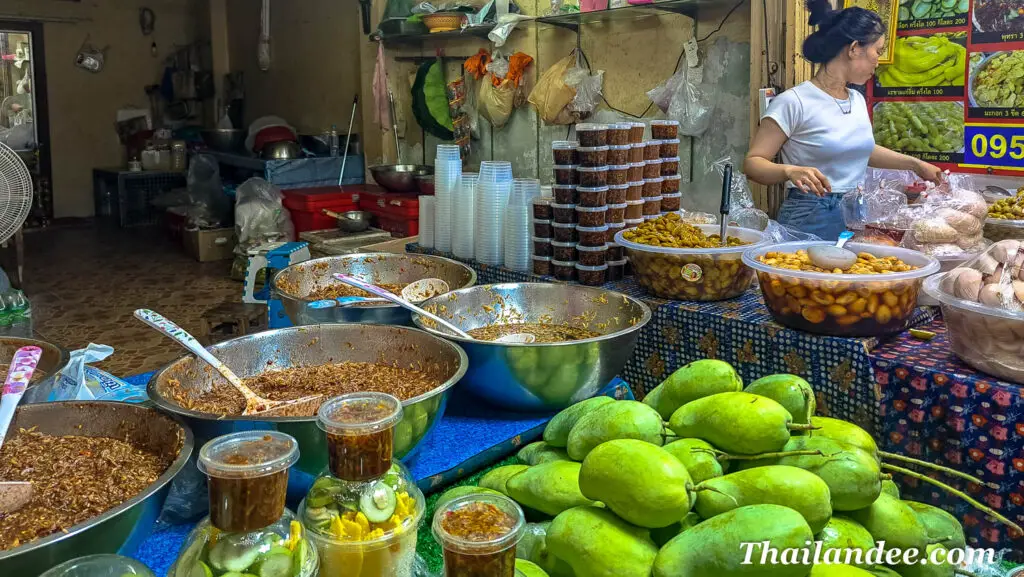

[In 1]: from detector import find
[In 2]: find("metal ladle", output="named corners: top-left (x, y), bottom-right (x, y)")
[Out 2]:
top-left (808, 231), bottom-right (857, 270)
top-left (332, 274), bottom-right (536, 343)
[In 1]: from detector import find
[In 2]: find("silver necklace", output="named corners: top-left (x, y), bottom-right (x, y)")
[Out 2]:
top-left (814, 78), bottom-right (852, 115)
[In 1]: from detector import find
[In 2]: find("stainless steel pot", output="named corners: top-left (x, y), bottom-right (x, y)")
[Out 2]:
top-left (146, 324), bottom-right (468, 476)
top-left (414, 283), bottom-right (652, 411)
top-left (0, 402), bottom-right (193, 575)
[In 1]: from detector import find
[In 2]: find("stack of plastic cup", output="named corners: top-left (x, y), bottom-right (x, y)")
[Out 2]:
top-left (418, 195), bottom-right (435, 248)
top-left (452, 172), bottom-right (478, 260)
top-left (434, 145), bottom-right (462, 253)
top-left (504, 179), bottom-right (540, 272)
top-left (475, 161), bottom-right (513, 266)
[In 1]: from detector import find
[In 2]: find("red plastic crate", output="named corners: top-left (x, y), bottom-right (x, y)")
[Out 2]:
top-left (282, 186), bottom-right (360, 235)
top-left (357, 190), bottom-right (420, 218)
top-left (376, 215), bottom-right (419, 238)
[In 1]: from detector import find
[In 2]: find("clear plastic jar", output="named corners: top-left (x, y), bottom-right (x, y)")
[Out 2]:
top-left (433, 494), bottom-right (525, 577)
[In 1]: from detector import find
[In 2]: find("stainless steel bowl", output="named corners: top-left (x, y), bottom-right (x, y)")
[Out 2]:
top-left (369, 164), bottom-right (433, 193)
top-left (413, 283), bottom-right (652, 411)
top-left (337, 210), bottom-right (373, 233)
top-left (260, 140), bottom-right (302, 160)
top-left (199, 128), bottom-right (246, 153)
top-left (7, 336), bottom-right (71, 404)
top-left (147, 324), bottom-right (468, 475)
top-left (0, 402), bottom-right (192, 575)
top-left (272, 253), bottom-right (477, 326)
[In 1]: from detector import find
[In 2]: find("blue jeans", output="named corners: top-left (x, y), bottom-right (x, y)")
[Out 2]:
top-left (776, 189), bottom-right (846, 241)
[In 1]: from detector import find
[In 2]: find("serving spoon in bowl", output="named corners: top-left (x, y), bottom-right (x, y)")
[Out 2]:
top-left (135, 309), bottom-right (323, 416)
top-left (0, 345), bottom-right (43, 514)
top-left (808, 230), bottom-right (857, 271)
top-left (331, 274), bottom-right (536, 344)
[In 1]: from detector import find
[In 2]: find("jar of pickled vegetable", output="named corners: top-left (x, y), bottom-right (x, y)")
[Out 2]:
top-left (433, 494), bottom-right (526, 577)
top-left (171, 431), bottom-right (319, 577)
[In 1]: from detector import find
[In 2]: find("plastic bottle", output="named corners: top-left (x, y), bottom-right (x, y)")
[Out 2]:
top-left (329, 124), bottom-right (340, 157)
top-left (8, 290), bottom-right (30, 337)
top-left (0, 293), bottom-right (12, 332)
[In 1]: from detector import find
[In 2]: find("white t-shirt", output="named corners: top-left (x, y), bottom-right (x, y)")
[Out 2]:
top-left (762, 81), bottom-right (875, 193)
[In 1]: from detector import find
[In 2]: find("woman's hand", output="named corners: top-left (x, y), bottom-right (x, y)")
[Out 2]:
top-left (784, 165), bottom-right (832, 196)
top-left (912, 159), bottom-right (944, 184)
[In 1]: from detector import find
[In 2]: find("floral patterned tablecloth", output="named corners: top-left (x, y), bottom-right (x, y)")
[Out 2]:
top-left (870, 319), bottom-right (1024, 554)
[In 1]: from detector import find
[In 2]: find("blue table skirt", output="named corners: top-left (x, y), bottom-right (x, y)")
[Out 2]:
top-left (125, 373), bottom-right (633, 575)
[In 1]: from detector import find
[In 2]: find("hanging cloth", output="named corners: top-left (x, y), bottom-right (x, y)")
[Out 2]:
top-left (464, 49), bottom-right (492, 81)
top-left (372, 41), bottom-right (391, 128)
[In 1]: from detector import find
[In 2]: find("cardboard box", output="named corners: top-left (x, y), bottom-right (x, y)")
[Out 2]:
top-left (184, 227), bottom-right (236, 262)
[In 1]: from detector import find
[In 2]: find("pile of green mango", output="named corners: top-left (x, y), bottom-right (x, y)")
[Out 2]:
top-left (433, 359), bottom-right (992, 577)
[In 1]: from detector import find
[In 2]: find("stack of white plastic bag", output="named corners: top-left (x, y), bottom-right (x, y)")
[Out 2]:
top-left (475, 161), bottom-right (513, 265)
top-left (46, 343), bottom-right (147, 403)
top-left (452, 172), bottom-right (478, 260)
top-left (504, 178), bottom-right (539, 272)
top-left (434, 144), bottom-right (461, 252)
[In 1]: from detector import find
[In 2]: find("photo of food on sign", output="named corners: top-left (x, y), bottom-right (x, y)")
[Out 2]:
top-left (973, 0), bottom-right (1024, 35)
top-left (897, 0), bottom-right (968, 28)
top-left (969, 51), bottom-right (1024, 109)
top-left (872, 101), bottom-right (965, 156)
top-left (874, 32), bottom-right (966, 95)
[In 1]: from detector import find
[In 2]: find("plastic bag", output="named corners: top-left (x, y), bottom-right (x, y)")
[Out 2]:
top-left (478, 80), bottom-right (516, 128)
top-left (901, 172), bottom-right (988, 258)
top-left (564, 62), bottom-right (602, 114)
top-left (680, 155), bottom-right (753, 216)
top-left (646, 65), bottom-right (716, 136)
top-left (186, 154), bottom-right (232, 229)
top-left (528, 53), bottom-right (579, 125)
top-left (234, 177), bottom-right (295, 251)
top-left (47, 344), bottom-right (147, 403)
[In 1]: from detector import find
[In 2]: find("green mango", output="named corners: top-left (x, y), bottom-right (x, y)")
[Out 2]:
top-left (519, 442), bottom-right (548, 464)
top-left (694, 465), bottom-right (832, 533)
top-left (653, 504), bottom-right (814, 577)
top-left (579, 439), bottom-right (693, 528)
top-left (811, 566), bottom-right (876, 577)
top-left (736, 436), bottom-right (882, 511)
top-left (745, 374), bottom-right (816, 425)
top-left (894, 544), bottom-right (954, 577)
top-left (650, 512), bottom-right (701, 547)
top-left (662, 438), bottom-right (726, 483)
top-left (669, 392), bottom-right (803, 455)
top-left (566, 401), bottom-right (666, 461)
top-left (868, 567), bottom-right (902, 577)
top-left (904, 501), bottom-right (966, 551)
top-left (435, 485), bottom-right (505, 511)
top-left (817, 516), bottom-right (875, 567)
top-left (847, 493), bottom-right (929, 552)
top-left (516, 521), bottom-right (575, 577)
top-left (479, 464), bottom-right (529, 495)
top-left (506, 461), bottom-right (596, 516)
top-left (881, 480), bottom-right (900, 499)
top-left (643, 360), bottom-right (744, 419)
top-left (516, 559), bottom-right (551, 577)
top-left (518, 442), bottom-right (572, 465)
top-left (810, 417), bottom-right (879, 456)
top-left (543, 397), bottom-right (615, 448)
top-left (548, 506), bottom-right (658, 577)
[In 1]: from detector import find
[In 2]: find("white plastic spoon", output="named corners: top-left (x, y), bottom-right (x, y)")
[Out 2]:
top-left (401, 278), bottom-right (450, 303)
top-left (0, 345), bottom-right (43, 514)
top-left (808, 231), bottom-right (857, 271)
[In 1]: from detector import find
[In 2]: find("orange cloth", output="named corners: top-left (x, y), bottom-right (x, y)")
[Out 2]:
top-left (503, 52), bottom-right (534, 88)
top-left (463, 49), bottom-right (491, 81)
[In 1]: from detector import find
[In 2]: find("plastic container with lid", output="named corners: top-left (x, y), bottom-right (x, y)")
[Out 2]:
top-left (553, 184), bottom-right (577, 205)
top-left (576, 165), bottom-right (609, 187)
top-left (552, 260), bottom-right (577, 281)
top-left (661, 156), bottom-right (681, 176)
top-left (921, 241), bottom-right (1024, 382)
top-left (643, 177), bottom-right (664, 198)
top-left (578, 185), bottom-right (608, 207)
top-left (577, 145), bottom-right (609, 167)
top-left (552, 221), bottom-right (578, 242)
top-left (608, 165), bottom-right (630, 186)
top-left (625, 199), bottom-right (645, 220)
top-left (630, 143), bottom-right (645, 163)
top-left (532, 197), bottom-right (553, 220)
top-left (624, 218), bottom-right (644, 229)
top-left (662, 192), bottom-right (682, 211)
top-left (607, 222), bottom-right (625, 244)
top-left (299, 392), bottom-right (426, 577)
top-left (433, 493), bottom-right (526, 577)
top-left (552, 240), bottom-right (578, 262)
top-left (743, 241), bottom-right (940, 336)
top-left (617, 222), bottom-right (769, 302)
top-left (608, 183), bottom-right (629, 204)
top-left (552, 140), bottom-right (578, 165)
top-left (608, 258), bottom-right (628, 281)
top-left (575, 123), bottom-right (609, 147)
top-left (650, 119), bottom-right (680, 139)
top-left (533, 218), bottom-right (552, 237)
top-left (643, 197), bottom-right (663, 216)
top-left (627, 181), bottom-right (644, 201)
top-left (608, 242), bottom-right (625, 261)
top-left (662, 173), bottom-right (682, 194)
top-left (576, 263), bottom-right (609, 286)
top-left (607, 203), bottom-right (627, 224)
top-left (984, 218), bottom-right (1024, 241)
top-left (628, 162), bottom-right (645, 182)
top-left (553, 165), bottom-right (577, 185)
top-left (172, 431), bottom-right (319, 577)
top-left (627, 122), bottom-right (646, 143)
top-left (660, 138), bottom-right (681, 158)
top-left (533, 256), bottom-right (553, 276)
top-left (608, 145), bottom-right (631, 165)
top-left (577, 243), bottom-right (608, 266)
top-left (551, 203), bottom-right (577, 224)
top-left (607, 123), bottom-right (631, 146)
top-left (643, 159), bottom-right (663, 179)
top-left (644, 141), bottom-right (662, 161)
top-left (577, 224), bottom-right (609, 247)
top-left (533, 237), bottom-right (553, 256)
top-left (41, 555), bottom-right (157, 577)
top-left (576, 205), bottom-right (608, 227)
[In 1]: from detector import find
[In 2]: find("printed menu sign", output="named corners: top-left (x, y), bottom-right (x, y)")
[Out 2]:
top-left (860, 0), bottom-right (1024, 172)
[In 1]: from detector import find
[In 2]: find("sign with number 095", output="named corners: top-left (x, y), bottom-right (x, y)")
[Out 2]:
top-left (963, 124), bottom-right (1024, 171)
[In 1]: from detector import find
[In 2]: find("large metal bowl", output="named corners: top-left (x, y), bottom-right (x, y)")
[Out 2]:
top-left (413, 283), bottom-right (652, 411)
top-left (147, 324), bottom-right (468, 476)
top-left (369, 164), bottom-right (433, 193)
top-left (272, 253), bottom-right (477, 326)
top-left (199, 128), bottom-right (246, 153)
top-left (0, 402), bottom-right (192, 575)
top-left (4, 336), bottom-right (70, 404)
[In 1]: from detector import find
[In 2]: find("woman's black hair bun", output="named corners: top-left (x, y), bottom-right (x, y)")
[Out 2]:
top-left (806, 0), bottom-right (839, 28)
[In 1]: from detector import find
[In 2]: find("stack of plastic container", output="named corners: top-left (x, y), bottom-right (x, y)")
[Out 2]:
top-left (475, 160), bottom-right (513, 265)
top-left (452, 172), bottom-right (478, 260)
top-left (505, 179), bottom-right (540, 272)
top-left (652, 120), bottom-right (682, 214)
top-left (418, 195), bottom-right (435, 248)
top-left (434, 144), bottom-right (462, 252)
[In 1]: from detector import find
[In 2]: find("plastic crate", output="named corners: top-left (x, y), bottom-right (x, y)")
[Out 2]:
top-left (93, 169), bottom-right (188, 227)
top-left (282, 186), bottom-right (360, 235)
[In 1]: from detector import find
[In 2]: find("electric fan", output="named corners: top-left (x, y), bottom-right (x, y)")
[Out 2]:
top-left (0, 142), bottom-right (33, 244)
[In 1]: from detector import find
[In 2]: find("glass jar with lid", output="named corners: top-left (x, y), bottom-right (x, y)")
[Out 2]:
top-left (299, 392), bottom-right (426, 577)
top-left (170, 431), bottom-right (318, 577)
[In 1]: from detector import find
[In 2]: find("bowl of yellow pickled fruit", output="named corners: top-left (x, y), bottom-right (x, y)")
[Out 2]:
top-left (743, 242), bottom-right (939, 337)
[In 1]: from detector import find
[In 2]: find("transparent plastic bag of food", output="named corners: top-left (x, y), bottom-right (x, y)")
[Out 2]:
top-left (564, 58), bottom-right (603, 114)
top-left (234, 177), bottom-right (295, 249)
top-left (940, 240), bottom-right (1024, 312)
top-left (678, 209), bottom-right (718, 224)
top-left (646, 66), bottom-right (716, 137)
top-left (186, 154), bottom-right (232, 229)
top-left (901, 172), bottom-right (988, 258)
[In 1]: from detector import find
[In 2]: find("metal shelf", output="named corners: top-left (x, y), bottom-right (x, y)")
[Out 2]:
top-left (537, 0), bottom-right (705, 31)
top-left (376, 25), bottom-right (496, 45)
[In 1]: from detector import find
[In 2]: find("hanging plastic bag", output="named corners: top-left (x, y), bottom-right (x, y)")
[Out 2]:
top-left (528, 53), bottom-right (579, 125)
top-left (647, 65), bottom-right (716, 136)
top-left (186, 154), bottom-right (231, 229)
top-left (564, 58), bottom-right (603, 114)
top-left (478, 80), bottom-right (516, 128)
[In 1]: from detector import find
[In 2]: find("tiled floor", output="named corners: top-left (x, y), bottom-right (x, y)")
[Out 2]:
top-left (21, 224), bottom-right (240, 377)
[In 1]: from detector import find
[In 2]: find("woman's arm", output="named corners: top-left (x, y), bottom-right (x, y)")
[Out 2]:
top-left (744, 118), bottom-right (831, 195)
top-left (868, 145), bottom-right (943, 182)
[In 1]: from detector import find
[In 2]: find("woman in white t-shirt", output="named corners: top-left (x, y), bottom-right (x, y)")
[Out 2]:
top-left (744, 0), bottom-right (943, 240)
